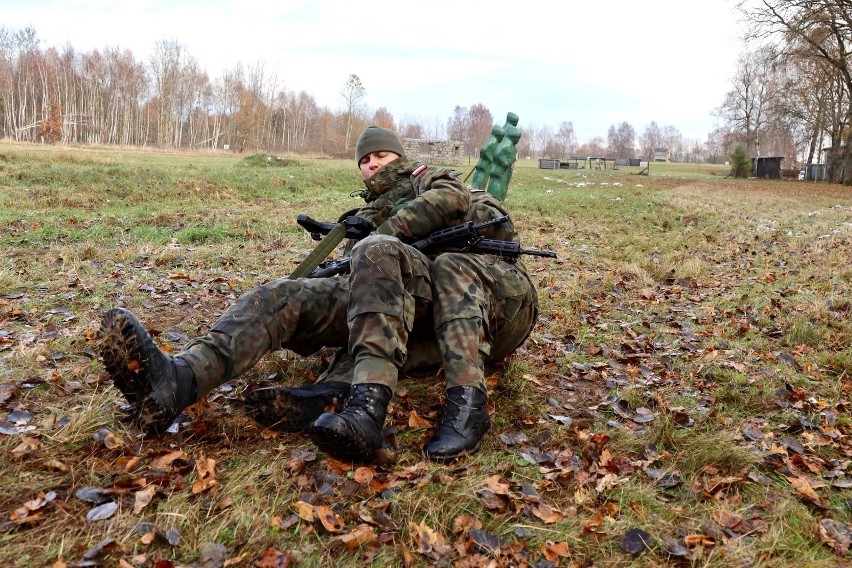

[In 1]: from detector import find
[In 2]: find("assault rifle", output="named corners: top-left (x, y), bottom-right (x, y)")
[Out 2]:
top-left (296, 214), bottom-right (375, 241)
top-left (297, 214), bottom-right (556, 278)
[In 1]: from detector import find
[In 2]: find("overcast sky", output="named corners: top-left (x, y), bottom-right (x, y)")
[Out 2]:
top-left (3, 0), bottom-right (747, 143)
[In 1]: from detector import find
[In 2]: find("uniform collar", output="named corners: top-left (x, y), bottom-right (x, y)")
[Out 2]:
top-left (361, 157), bottom-right (417, 201)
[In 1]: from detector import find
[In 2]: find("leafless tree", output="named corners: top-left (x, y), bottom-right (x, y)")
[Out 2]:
top-left (607, 121), bottom-right (636, 159)
top-left (341, 73), bottom-right (365, 150)
top-left (398, 117), bottom-right (423, 139)
top-left (714, 46), bottom-right (779, 158)
top-left (447, 105), bottom-right (469, 144)
top-left (467, 103), bottom-right (494, 156)
top-left (371, 107), bottom-right (395, 130)
top-left (704, 127), bottom-right (727, 164)
top-left (288, 90), bottom-right (321, 153)
top-left (231, 61), bottom-right (276, 152)
top-left (149, 39), bottom-right (185, 147)
top-left (577, 137), bottom-right (606, 158)
top-left (447, 104), bottom-right (494, 157)
top-left (639, 122), bottom-right (662, 161)
top-left (535, 125), bottom-right (556, 158)
top-left (555, 121), bottom-right (577, 158)
top-left (662, 125), bottom-right (685, 162)
top-left (213, 64), bottom-right (243, 150)
top-left (737, 0), bottom-right (852, 182)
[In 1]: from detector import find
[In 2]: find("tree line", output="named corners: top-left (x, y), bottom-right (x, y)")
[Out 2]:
top-left (1, 1), bottom-right (849, 181)
top-left (0, 27), bottom-right (713, 163)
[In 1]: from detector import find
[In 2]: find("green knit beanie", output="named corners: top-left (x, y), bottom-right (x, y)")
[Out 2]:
top-left (355, 126), bottom-right (405, 164)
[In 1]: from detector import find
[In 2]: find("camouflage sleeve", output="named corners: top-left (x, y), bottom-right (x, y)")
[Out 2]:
top-left (374, 168), bottom-right (470, 240)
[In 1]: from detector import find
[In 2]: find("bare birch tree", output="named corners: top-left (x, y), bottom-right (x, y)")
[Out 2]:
top-left (341, 73), bottom-right (365, 150)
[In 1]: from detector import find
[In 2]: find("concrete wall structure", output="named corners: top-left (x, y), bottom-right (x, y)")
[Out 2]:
top-left (402, 138), bottom-right (465, 165)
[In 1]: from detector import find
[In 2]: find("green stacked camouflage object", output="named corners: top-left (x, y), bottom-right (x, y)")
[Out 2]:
top-left (469, 112), bottom-right (521, 202)
top-left (470, 125), bottom-right (504, 190)
top-left (486, 120), bottom-right (521, 202)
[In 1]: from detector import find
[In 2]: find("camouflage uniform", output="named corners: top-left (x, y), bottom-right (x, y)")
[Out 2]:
top-left (177, 157), bottom-right (537, 396)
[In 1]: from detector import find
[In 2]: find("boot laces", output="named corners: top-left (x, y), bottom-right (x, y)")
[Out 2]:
top-left (341, 385), bottom-right (381, 417)
top-left (441, 389), bottom-right (472, 427)
top-left (349, 386), bottom-right (373, 406)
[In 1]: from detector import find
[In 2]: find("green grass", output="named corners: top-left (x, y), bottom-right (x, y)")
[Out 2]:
top-left (1, 142), bottom-right (852, 567)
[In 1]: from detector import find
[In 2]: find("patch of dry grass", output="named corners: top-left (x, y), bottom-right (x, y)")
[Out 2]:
top-left (1, 145), bottom-right (851, 566)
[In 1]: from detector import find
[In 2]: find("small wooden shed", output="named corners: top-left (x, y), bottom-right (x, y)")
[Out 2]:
top-left (752, 156), bottom-right (784, 179)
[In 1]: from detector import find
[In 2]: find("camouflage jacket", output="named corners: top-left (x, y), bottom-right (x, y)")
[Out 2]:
top-left (345, 157), bottom-right (522, 256)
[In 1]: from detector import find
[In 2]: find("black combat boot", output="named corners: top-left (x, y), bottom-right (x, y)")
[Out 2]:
top-left (424, 386), bottom-right (490, 462)
top-left (244, 381), bottom-right (351, 432)
top-left (309, 383), bottom-right (391, 463)
top-left (100, 308), bottom-right (197, 434)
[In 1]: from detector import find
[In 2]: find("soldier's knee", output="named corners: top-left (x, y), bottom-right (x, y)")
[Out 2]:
top-left (352, 234), bottom-right (403, 258)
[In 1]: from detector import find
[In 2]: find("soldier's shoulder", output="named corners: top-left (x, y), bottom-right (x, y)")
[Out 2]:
top-left (412, 165), bottom-right (464, 189)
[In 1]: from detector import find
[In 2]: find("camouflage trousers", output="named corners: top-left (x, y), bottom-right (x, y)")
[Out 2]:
top-left (178, 235), bottom-right (538, 395)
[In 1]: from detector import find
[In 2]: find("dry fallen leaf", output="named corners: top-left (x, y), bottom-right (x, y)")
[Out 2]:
top-left (43, 459), bottom-right (70, 472)
top-left (787, 475), bottom-right (822, 505)
top-left (315, 505), bottom-right (345, 533)
top-left (408, 409), bottom-right (433, 429)
top-left (292, 501), bottom-right (314, 522)
top-left (583, 509), bottom-right (605, 534)
top-left (334, 524), bottom-right (377, 550)
top-left (11, 436), bottom-right (42, 458)
top-left (620, 528), bottom-right (651, 554)
top-left (451, 514), bottom-right (483, 535)
top-left (191, 454), bottom-right (218, 494)
top-left (353, 466), bottom-right (374, 484)
top-left (150, 450), bottom-right (186, 472)
top-left (92, 428), bottom-right (124, 449)
top-left (541, 540), bottom-right (571, 561)
top-left (0, 382), bottom-right (20, 405)
top-left (326, 456), bottom-right (354, 474)
top-left (254, 547), bottom-right (292, 568)
top-left (409, 521), bottom-right (452, 562)
top-left (712, 509), bottom-right (743, 529)
top-left (529, 502), bottom-right (564, 524)
top-left (11, 491), bottom-right (56, 521)
top-left (86, 501), bottom-right (118, 522)
top-left (133, 485), bottom-right (157, 514)
top-left (683, 533), bottom-right (714, 548)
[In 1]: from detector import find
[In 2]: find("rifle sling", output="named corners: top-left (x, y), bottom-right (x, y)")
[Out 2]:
top-left (289, 223), bottom-right (348, 279)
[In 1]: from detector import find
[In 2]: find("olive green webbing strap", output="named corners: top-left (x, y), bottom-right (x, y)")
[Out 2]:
top-left (288, 223), bottom-right (348, 279)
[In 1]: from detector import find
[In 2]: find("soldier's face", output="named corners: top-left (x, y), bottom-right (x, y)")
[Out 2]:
top-left (359, 151), bottom-right (399, 180)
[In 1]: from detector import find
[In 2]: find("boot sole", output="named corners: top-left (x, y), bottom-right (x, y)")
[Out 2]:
top-left (244, 387), bottom-right (345, 432)
top-left (99, 308), bottom-right (154, 408)
top-left (100, 308), bottom-right (185, 434)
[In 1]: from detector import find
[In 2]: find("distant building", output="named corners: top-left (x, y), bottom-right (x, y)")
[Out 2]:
top-left (402, 138), bottom-right (464, 165)
top-left (654, 148), bottom-right (669, 162)
top-left (751, 156), bottom-right (784, 179)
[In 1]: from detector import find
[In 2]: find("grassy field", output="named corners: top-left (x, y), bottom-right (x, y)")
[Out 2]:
top-left (1, 143), bottom-right (851, 567)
